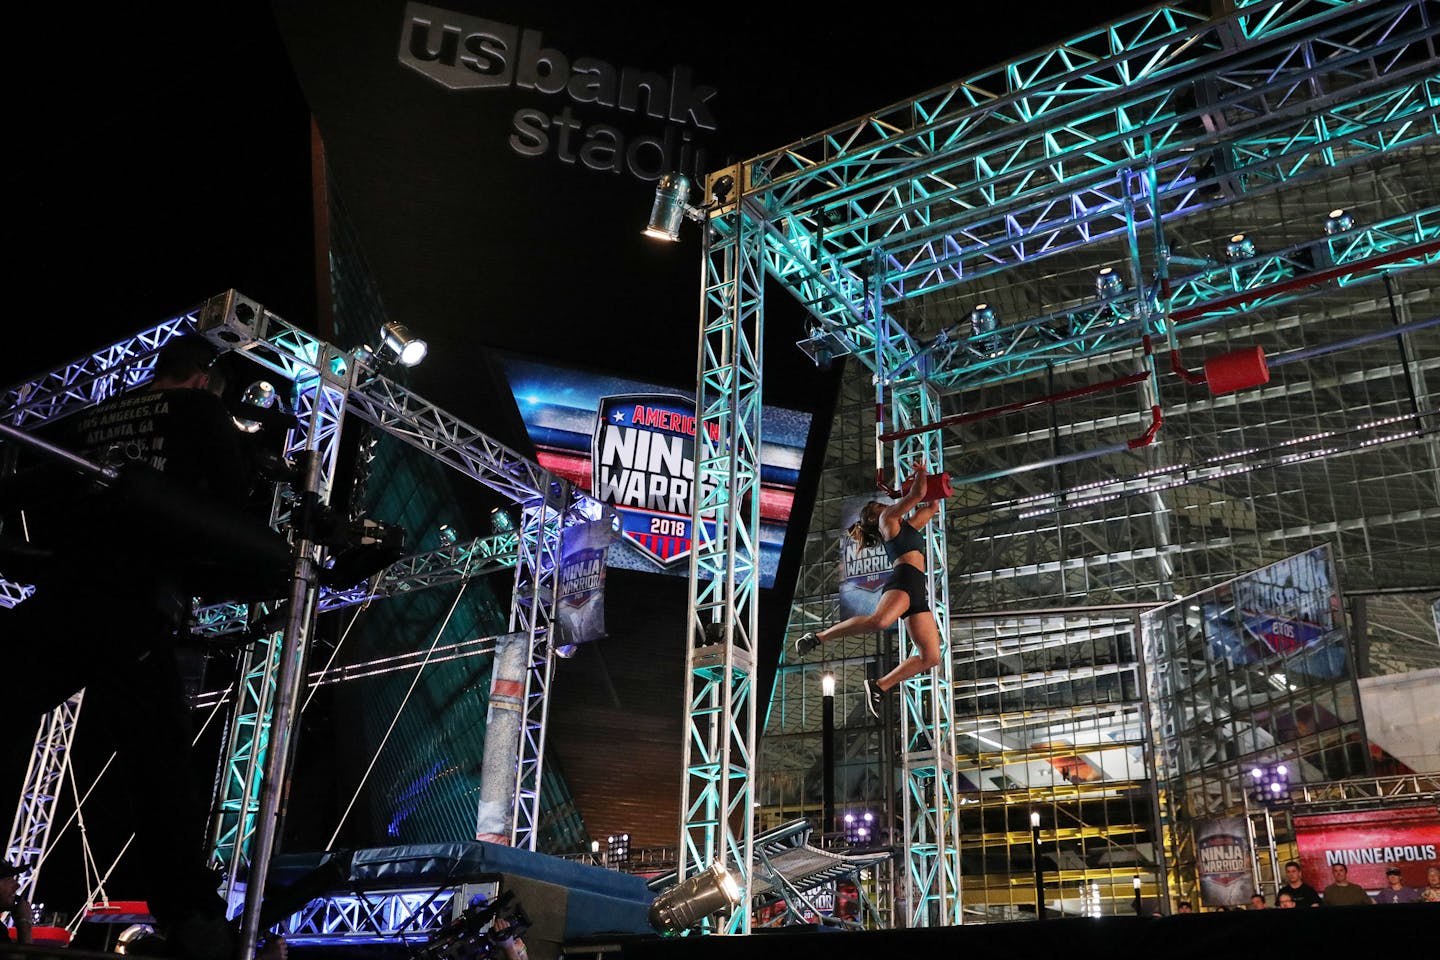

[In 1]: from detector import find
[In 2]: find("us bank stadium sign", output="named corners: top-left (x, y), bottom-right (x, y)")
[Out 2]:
top-left (399, 2), bottom-right (717, 183)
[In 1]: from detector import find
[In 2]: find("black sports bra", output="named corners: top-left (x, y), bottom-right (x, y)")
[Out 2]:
top-left (883, 520), bottom-right (925, 562)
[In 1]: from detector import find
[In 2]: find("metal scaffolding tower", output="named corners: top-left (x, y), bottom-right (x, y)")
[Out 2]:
top-left (697, 0), bottom-right (1438, 926)
top-left (1, 291), bottom-right (597, 940)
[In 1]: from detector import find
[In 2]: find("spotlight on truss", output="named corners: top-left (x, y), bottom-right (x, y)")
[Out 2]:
top-left (1095, 267), bottom-right (1125, 299)
top-left (1323, 208), bottom-right (1356, 235)
top-left (379, 321), bottom-right (428, 367)
top-left (1224, 233), bottom-right (1256, 262)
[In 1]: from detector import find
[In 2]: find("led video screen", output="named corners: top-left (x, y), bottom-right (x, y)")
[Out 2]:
top-left (501, 356), bottom-right (811, 589)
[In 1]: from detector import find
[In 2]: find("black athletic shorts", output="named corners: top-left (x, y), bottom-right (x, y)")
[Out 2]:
top-left (883, 562), bottom-right (930, 619)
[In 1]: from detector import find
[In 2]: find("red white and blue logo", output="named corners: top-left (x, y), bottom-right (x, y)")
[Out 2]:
top-left (592, 393), bottom-right (715, 567)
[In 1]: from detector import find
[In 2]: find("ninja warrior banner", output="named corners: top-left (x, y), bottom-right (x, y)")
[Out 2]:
top-left (1195, 817), bottom-right (1253, 907)
top-left (593, 393), bottom-right (712, 566)
top-left (555, 518), bottom-right (612, 650)
top-left (837, 494), bottom-right (893, 627)
top-left (501, 357), bottom-right (809, 587)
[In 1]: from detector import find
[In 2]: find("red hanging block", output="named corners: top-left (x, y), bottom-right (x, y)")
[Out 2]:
top-left (901, 472), bottom-right (954, 501)
top-left (1205, 345), bottom-right (1270, 395)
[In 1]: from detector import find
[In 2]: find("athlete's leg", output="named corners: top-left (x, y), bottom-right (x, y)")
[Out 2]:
top-left (794, 589), bottom-right (908, 657)
top-left (875, 610), bottom-right (942, 692)
top-left (819, 589), bottom-right (909, 641)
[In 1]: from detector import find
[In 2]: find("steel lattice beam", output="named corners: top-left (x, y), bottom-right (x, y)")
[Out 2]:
top-left (5, 692), bottom-right (84, 903)
top-left (1, 291), bottom-right (588, 915)
top-left (739, 0), bottom-right (1437, 383)
top-left (678, 185), bottom-right (767, 934)
top-left (890, 383), bottom-right (961, 927)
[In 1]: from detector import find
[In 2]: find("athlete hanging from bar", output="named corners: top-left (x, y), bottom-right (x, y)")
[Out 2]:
top-left (794, 461), bottom-right (943, 717)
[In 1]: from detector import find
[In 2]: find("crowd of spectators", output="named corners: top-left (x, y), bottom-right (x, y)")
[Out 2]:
top-left (1199, 860), bottom-right (1440, 912)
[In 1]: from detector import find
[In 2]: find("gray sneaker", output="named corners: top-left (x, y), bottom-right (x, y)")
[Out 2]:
top-left (794, 632), bottom-right (821, 657)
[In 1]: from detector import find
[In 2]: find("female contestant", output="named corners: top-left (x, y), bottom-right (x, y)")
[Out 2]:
top-left (794, 462), bottom-right (943, 716)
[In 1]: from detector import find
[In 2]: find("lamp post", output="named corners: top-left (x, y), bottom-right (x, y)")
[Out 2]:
top-left (1031, 811), bottom-right (1045, 920)
top-left (821, 674), bottom-right (836, 840)
top-left (1132, 875), bottom-right (1142, 916)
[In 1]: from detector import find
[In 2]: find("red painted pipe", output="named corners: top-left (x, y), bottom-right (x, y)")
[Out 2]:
top-left (1127, 404), bottom-right (1163, 449)
top-left (879, 336), bottom-right (1155, 444)
top-left (1169, 237), bottom-right (1440, 325)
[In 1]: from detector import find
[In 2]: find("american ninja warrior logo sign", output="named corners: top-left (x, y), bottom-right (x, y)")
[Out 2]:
top-left (592, 393), bottom-right (716, 566)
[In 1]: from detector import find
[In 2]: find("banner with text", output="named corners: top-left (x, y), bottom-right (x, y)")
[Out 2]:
top-left (556, 518), bottom-right (613, 650)
top-left (837, 494), bottom-right (892, 626)
top-left (1196, 816), bottom-right (1254, 907)
top-left (1294, 806), bottom-right (1440, 892)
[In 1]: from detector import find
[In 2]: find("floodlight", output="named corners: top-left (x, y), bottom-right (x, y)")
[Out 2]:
top-left (1323, 208), bottom-right (1356, 235)
top-left (379, 321), bottom-right (428, 367)
top-left (1095, 267), bottom-right (1125, 298)
top-left (232, 380), bottom-right (278, 434)
top-left (490, 507), bottom-right (515, 534)
top-left (644, 173), bottom-right (696, 241)
top-left (1224, 233), bottom-right (1255, 262)
top-left (969, 303), bottom-right (1002, 355)
top-left (1247, 761), bottom-right (1292, 808)
top-left (969, 304), bottom-right (997, 336)
top-left (438, 524), bottom-right (459, 546)
top-left (648, 861), bottom-right (742, 934)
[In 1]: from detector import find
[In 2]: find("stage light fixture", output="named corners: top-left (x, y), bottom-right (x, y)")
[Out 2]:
top-left (490, 507), bottom-right (516, 534)
top-left (843, 810), bottom-right (875, 845)
top-left (1224, 233), bottom-right (1255, 262)
top-left (1095, 267), bottom-right (1125, 299)
top-left (969, 304), bottom-right (1002, 356)
top-left (379, 321), bottom-right (428, 367)
top-left (438, 524), bottom-right (459, 546)
top-left (1323, 208), bottom-right (1356, 235)
top-left (969, 304), bottom-right (997, 335)
top-left (232, 380), bottom-right (278, 434)
top-left (648, 861), bottom-right (742, 935)
top-left (644, 172), bottom-right (698, 241)
top-left (1248, 761), bottom-right (1291, 808)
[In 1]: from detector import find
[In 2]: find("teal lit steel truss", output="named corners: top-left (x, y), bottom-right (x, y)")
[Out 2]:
top-left (1, 291), bottom-right (597, 917)
top-left (689, 0), bottom-right (1438, 928)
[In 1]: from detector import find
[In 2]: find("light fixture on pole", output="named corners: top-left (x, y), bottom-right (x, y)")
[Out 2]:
top-left (821, 673), bottom-right (836, 840)
top-left (1031, 810), bottom-right (1046, 920)
top-left (648, 861), bottom-right (743, 935)
top-left (232, 380), bottom-right (279, 434)
top-left (378, 321), bottom-right (428, 367)
top-left (1132, 875), bottom-right (1142, 916)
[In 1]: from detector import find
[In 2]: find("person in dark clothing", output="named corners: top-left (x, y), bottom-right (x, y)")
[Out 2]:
top-left (1276, 860), bottom-right (1322, 908)
top-left (2, 334), bottom-right (291, 960)
top-left (0, 860), bottom-right (33, 945)
top-left (792, 462), bottom-right (944, 717)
